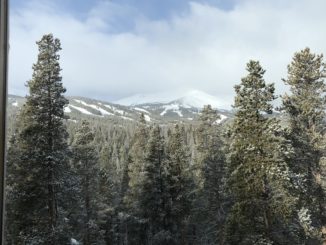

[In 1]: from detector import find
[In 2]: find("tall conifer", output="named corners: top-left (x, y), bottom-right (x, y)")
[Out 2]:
top-left (164, 124), bottom-right (192, 244)
top-left (124, 113), bottom-right (150, 243)
top-left (225, 61), bottom-right (295, 244)
top-left (6, 34), bottom-right (71, 244)
top-left (140, 125), bottom-right (168, 243)
top-left (282, 48), bottom-right (326, 242)
top-left (71, 120), bottom-right (103, 244)
top-left (194, 105), bottom-right (226, 243)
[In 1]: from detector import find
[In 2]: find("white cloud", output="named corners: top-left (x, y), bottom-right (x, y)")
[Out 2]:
top-left (9, 0), bottom-right (326, 106)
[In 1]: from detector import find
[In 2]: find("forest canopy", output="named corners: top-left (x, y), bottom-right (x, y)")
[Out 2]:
top-left (5, 34), bottom-right (326, 245)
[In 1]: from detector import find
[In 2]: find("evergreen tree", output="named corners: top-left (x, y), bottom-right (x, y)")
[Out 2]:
top-left (5, 34), bottom-right (71, 244)
top-left (225, 60), bottom-right (296, 244)
top-left (123, 113), bottom-right (150, 243)
top-left (71, 120), bottom-right (103, 244)
top-left (282, 48), bottom-right (326, 243)
top-left (140, 125), bottom-right (169, 243)
top-left (164, 124), bottom-right (193, 244)
top-left (194, 105), bottom-right (226, 244)
top-left (5, 132), bottom-right (22, 245)
top-left (125, 113), bottom-right (149, 210)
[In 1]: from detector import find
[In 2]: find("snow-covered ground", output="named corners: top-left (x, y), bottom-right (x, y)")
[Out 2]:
top-left (64, 106), bottom-right (72, 113)
top-left (144, 114), bottom-right (151, 122)
top-left (120, 116), bottom-right (134, 121)
top-left (215, 114), bottom-right (228, 124)
top-left (69, 105), bottom-right (94, 115)
top-left (160, 104), bottom-right (183, 117)
top-left (103, 104), bottom-right (124, 115)
top-left (134, 107), bottom-right (150, 114)
top-left (74, 99), bottom-right (114, 116)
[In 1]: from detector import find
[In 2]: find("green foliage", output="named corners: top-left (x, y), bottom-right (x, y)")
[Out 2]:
top-left (164, 124), bottom-right (193, 243)
top-left (140, 125), bottom-right (166, 238)
top-left (282, 47), bottom-right (326, 243)
top-left (5, 40), bottom-right (326, 245)
top-left (125, 114), bottom-right (150, 213)
top-left (225, 61), bottom-right (296, 244)
top-left (6, 34), bottom-right (71, 244)
top-left (71, 120), bottom-right (104, 244)
top-left (193, 105), bottom-right (227, 244)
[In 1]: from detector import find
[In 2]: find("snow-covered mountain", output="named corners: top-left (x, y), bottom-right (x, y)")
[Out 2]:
top-left (172, 90), bottom-right (223, 109)
top-left (114, 92), bottom-right (175, 106)
top-left (112, 90), bottom-right (231, 122)
top-left (7, 91), bottom-right (232, 124)
top-left (114, 90), bottom-right (224, 109)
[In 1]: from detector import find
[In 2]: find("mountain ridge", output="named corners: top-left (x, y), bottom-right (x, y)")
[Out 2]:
top-left (7, 92), bottom-right (232, 125)
top-left (114, 90), bottom-right (225, 109)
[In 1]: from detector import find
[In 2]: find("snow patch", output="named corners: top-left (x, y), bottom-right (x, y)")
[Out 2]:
top-left (74, 99), bottom-right (113, 116)
top-left (68, 119), bottom-right (77, 123)
top-left (144, 114), bottom-right (151, 122)
top-left (160, 104), bottom-right (183, 117)
top-left (69, 105), bottom-right (94, 115)
top-left (70, 238), bottom-right (79, 245)
top-left (134, 107), bottom-right (150, 114)
top-left (120, 116), bottom-right (134, 121)
top-left (215, 114), bottom-right (228, 124)
top-left (64, 106), bottom-right (71, 113)
top-left (104, 104), bottom-right (124, 115)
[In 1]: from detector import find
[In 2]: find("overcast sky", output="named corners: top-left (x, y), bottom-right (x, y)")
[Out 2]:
top-left (9, 0), bottom-right (326, 105)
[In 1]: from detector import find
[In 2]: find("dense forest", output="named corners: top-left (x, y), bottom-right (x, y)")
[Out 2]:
top-left (4, 34), bottom-right (326, 244)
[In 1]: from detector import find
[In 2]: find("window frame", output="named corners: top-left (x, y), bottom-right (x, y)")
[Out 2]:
top-left (0, 0), bottom-right (9, 243)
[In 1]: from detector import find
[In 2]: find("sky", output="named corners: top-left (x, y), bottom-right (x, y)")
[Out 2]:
top-left (8, 0), bottom-right (326, 106)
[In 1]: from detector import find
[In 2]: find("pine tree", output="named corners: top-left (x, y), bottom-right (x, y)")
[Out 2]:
top-left (164, 124), bottom-right (193, 244)
top-left (140, 125), bottom-right (169, 243)
top-left (194, 105), bottom-right (226, 244)
top-left (97, 167), bottom-right (118, 245)
top-left (125, 113), bottom-right (149, 210)
top-left (225, 60), bottom-right (296, 244)
top-left (71, 120), bottom-right (103, 244)
top-left (5, 132), bottom-right (22, 245)
top-left (122, 113), bottom-right (150, 243)
top-left (5, 34), bottom-right (71, 244)
top-left (282, 48), bottom-right (326, 243)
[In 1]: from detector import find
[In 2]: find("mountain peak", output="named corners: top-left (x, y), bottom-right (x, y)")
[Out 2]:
top-left (176, 90), bottom-right (222, 108)
top-left (114, 90), bottom-right (222, 109)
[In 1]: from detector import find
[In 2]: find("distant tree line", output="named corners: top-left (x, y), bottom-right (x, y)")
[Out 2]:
top-left (5, 34), bottom-right (326, 244)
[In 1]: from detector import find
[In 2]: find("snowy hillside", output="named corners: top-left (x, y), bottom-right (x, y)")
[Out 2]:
top-left (174, 90), bottom-right (223, 108)
top-left (114, 92), bottom-right (174, 106)
top-left (7, 93), bottom-right (232, 124)
top-left (114, 90), bottom-right (223, 109)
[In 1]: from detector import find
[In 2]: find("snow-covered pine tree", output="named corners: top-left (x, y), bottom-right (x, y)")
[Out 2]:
top-left (97, 141), bottom-right (131, 244)
top-left (120, 113), bottom-right (150, 243)
top-left (225, 60), bottom-right (296, 245)
top-left (193, 105), bottom-right (227, 244)
top-left (5, 132), bottom-right (22, 244)
top-left (282, 48), bottom-right (326, 243)
top-left (139, 125), bottom-right (169, 244)
top-left (71, 120), bottom-right (103, 245)
top-left (164, 124), bottom-right (193, 244)
top-left (125, 113), bottom-right (149, 210)
top-left (5, 34), bottom-right (71, 244)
